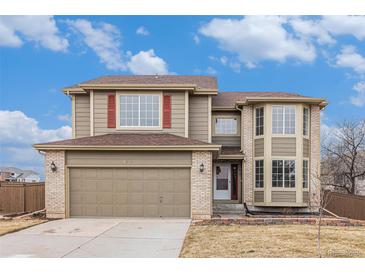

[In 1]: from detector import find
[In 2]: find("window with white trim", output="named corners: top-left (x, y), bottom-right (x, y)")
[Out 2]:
top-left (303, 107), bottom-right (309, 136)
top-left (303, 160), bottom-right (309, 188)
top-left (215, 117), bottom-right (237, 135)
top-left (272, 105), bottom-right (296, 134)
top-left (255, 160), bottom-right (264, 188)
top-left (272, 160), bottom-right (296, 188)
top-left (255, 107), bottom-right (264, 136)
top-left (119, 94), bottom-right (160, 127)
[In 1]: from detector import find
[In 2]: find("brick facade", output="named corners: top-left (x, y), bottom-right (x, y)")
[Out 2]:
top-left (310, 105), bottom-right (321, 210)
top-left (242, 105), bottom-right (254, 205)
top-left (45, 150), bottom-right (66, 218)
top-left (191, 151), bottom-right (213, 219)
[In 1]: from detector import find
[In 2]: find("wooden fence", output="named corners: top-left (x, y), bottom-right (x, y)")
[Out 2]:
top-left (0, 182), bottom-right (45, 215)
top-left (325, 191), bottom-right (365, 221)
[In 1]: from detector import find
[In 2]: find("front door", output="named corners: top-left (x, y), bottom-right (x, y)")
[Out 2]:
top-left (214, 163), bottom-right (231, 200)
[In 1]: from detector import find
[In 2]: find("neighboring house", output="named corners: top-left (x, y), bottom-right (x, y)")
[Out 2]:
top-left (0, 167), bottom-right (40, 183)
top-left (34, 75), bottom-right (327, 219)
top-left (356, 177), bottom-right (365, 196)
top-left (0, 167), bottom-right (23, 181)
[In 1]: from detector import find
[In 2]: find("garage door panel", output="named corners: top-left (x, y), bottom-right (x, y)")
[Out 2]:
top-left (97, 192), bottom-right (113, 204)
top-left (174, 193), bottom-right (190, 205)
top-left (70, 167), bottom-right (190, 217)
top-left (128, 205), bottom-right (144, 217)
top-left (83, 192), bottom-right (97, 204)
top-left (84, 180), bottom-right (97, 191)
top-left (113, 193), bottom-right (128, 204)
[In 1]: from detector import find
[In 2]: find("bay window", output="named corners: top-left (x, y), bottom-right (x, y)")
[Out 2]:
top-left (272, 105), bottom-right (296, 134)
top-left (303, 160), bottom-right (309, 188)
top-left (255, 160), bottom-right (264, 188)
top-left (272, 160), bottom-right (296, 188)
top-left (255, 107), bottom-right (264, 136)
top-left (119, 94), bottom-right (160, 127)
top-left (303, 107), bottom-right (309, 136)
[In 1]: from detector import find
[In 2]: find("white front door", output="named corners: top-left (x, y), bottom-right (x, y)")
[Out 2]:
top-left (214, 164), bottom-right (231, 200)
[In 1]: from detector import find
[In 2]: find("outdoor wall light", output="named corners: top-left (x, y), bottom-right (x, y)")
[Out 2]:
top-left (50, 161), bottom-right (57, 172)
top-left (199, 163), bottom-right (205, 173)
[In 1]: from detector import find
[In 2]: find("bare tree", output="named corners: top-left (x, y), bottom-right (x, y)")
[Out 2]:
top-left (322, 119), bottom-right (365, 194)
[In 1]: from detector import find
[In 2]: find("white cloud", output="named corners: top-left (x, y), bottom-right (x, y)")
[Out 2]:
top-left (220, 56), bottom-right (228, 65)
top-left (136, 26), bottom-right (150, 36)
top-left (335, 45), bottom-right (365, 74)
top-left (66, 19), bottom-right (170, 74)
top-left (127, 49), bottom-right (169, 75)
top-left (351, 82), bottom-right (365, 107)
top-left (290, 17), bottom-right (336, 45)
top-left (66, 19), bottom-right (126, 70)
top-left (193, 34), bottom-right (200, 45)
top-left (57, 113), bottom-right (71, 122)
top-left (0, 110), bottom-right (72, 177)
top-left (206, 66), bottom-right (217, 75)
top-left (321, 16), bottom-right (365, 40)
top-left (199, 16), bottom-right (316, 69)
top-left (0, 16), bottom-right (68, 51)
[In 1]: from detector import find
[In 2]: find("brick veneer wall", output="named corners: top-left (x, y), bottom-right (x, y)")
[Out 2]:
top-left (191, 151), bottom-right (212, 219)
top-left (310, 105), bottom-right (321, 210)
top-left (45, 150), bottom-right (66, 218)
top-left (242, 105), bottom-right (254, 205)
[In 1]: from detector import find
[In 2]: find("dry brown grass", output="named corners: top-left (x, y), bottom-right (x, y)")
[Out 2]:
top-left (180, 224), bottom-right (365, 258)
top-left (0, 218), bottom-right (47, 236)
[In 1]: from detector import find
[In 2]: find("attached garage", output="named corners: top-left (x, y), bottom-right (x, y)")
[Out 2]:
top-left (66, 150), bottom-right (192, 218)
top-left (69, 167), bottom-right (190, 217)
top-left (34, 133), bottom-right (219, 219)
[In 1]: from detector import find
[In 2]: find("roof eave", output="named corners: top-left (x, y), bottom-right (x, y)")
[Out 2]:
top-left (63, 84), bottom-right (218, 95)
top-left (33, 144), bottom-right (221, 151)
top-left (236, 97), bottom-right (328, 109)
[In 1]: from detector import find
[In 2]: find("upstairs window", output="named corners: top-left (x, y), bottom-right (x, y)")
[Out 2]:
top-left (272, 105), bottom-right (296, 134)
top-left (119, 94), bottom-right (160, 127)
top-left (255, 107), bottom-right (264, 136)
top-left (303, 160), bottom-right (309, 188)
top-left (215, 117), bottom-right (238, 135)
top-left (272, 160), bottom-right (296, 188)
top-left (303, 107), bottom-right (309, 136)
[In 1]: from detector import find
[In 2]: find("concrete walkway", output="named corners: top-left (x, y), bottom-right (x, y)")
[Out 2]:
top-left (0, 218), bottom-right (191, 258)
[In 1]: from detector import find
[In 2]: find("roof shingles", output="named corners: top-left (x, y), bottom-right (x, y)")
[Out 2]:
top-left (70, 75), bottom-right (218, 90)
top-left (34, 133), bottom-right (214, 147)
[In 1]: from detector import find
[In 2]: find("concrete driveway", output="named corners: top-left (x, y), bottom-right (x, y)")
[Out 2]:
top-left (0, 218), bottom-right (191, 258)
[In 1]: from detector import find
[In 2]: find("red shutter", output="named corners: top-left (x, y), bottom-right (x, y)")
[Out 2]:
top-left (107, 94), bottom-right (116, 128)
top-left (163, 95), bottom-right (171, 128)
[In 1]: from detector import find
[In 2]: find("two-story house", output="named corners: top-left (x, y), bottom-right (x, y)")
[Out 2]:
top-left (34, 75), bottom-right (327, 219)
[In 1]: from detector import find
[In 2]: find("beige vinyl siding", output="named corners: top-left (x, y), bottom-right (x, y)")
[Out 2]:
top-left (74, 95), bottom-right (90, 138)
top-left (212, 136), bottom-right (241, 146)
top-left (93, 91), bottom-right (186, 137)
top-left (254, 138), bottom-right (264, 157)
top-left (303, 191), bottom-right (309, 203)
top-left (271, 137), bottom-right (296, 156)
top-left (303, 138), bottom-right (310, 158)
top-left (254, 191), bottom-right (264, 203)
top-left (189, 95), bottom-right (209, 142)
top-left (271, 191), bottom-right (296, 203)
top-left (66, 151), bottom-right (192, 166)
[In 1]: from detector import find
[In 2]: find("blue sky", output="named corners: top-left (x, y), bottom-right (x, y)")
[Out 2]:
top-left (1, 15), bottom-right (365, 177)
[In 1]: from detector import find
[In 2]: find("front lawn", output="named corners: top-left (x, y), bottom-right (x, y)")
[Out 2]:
top-left (180, 224), bottom-right (365, 258)
top-left (0, 217), bottom-right (47, 236)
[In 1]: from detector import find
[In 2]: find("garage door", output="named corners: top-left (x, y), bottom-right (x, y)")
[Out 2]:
top-left (69, 167), bottom-right (190, 217)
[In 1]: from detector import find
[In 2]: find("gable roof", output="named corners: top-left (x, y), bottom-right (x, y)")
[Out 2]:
top-left (0, 167), bottom-right (23, 174)
top-left (65, 75), bottom-right (218, 92)
top-left (212, 91), bottom-right (327, 109)
top-left (33, 133), bottom-right (221, 151)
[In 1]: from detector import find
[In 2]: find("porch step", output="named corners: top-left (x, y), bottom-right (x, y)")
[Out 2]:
top-left (213, 204), bottom-right (246, 214)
